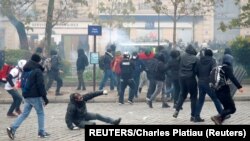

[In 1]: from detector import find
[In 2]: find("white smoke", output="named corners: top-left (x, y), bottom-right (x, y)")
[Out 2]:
top-left (0, 15), bottom-right (4, 50)
top-left (99, 28), bottom-right (137, 54)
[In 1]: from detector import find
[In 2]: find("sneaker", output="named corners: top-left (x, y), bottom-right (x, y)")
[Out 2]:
top-left (173, 111), bottom-right (179, 118)
top-left (162, 103), bottom-right (170, 108)
top-left (190, 116), bottom-right (195, 122)
top-left (15, 109), bottom-right (22, 115)
top-left (7, 127), bottom-right (15, 140)
top-left (82, 88), bottom-right (86, 91)
top-left (7, 113), bottom-right (18, 117)
top-left (211, 115), bottom-right (222, 125)
top-left (194, 117), bottom-right (205, 122)
top-left (224, 114), bottom-right (231, 120)
top-left (76, 87), bottom-right (80, 90)
top-left (128, 100), bottom-right (133, 105)
top-left (118, 102), bottom-right (124, 105)
top-left (147, 100), bottom-right (153, 108)
top-left (113, 118), bottom-right (122, 125)
top-left (38, 132), bottom-right (50, 138)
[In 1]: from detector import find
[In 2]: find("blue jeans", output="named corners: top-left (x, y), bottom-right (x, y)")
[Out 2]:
top-left (11, 97), bottom-right (45, 134)
top-left (195, 83), bottom-right (223, 117)
top-left (6, 89), bottom-right (22, 114)
top-left (99, 69), bottom-right (115, 90)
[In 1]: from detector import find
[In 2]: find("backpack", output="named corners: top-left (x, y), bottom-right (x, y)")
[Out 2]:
top-left (209, 65), bottom-right (227, 90)
top-left (21, 71), bottom-right (33, 93)
top-left (99, 55), bottom-right (105, 70)
top-left (0, 64), bottom-right (15, 83)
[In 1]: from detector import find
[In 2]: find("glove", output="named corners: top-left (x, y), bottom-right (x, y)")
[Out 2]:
top-left (138, 88), bottom-right (142, 93)
top-left (72, 126), bottom-right (80, 130)
top-left (43, 96), bottom-right (49, 106)
top-left (103, 90), bottom-right (108, 95)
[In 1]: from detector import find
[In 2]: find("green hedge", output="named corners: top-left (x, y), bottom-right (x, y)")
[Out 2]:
top-left (5, 49), bottom-right (32, 65)
top-left (230, 36), bottom-right (250, 75)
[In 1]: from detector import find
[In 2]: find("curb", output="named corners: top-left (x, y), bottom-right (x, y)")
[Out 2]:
top-left (1, 96), bottom-right (249, 104)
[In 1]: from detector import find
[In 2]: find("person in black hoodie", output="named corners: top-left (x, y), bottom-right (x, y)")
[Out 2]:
top-left (65, 90), bottom-right (121, 129)
top-left (146, 53), bottom-right (169, 108)
top-left (195, 49), bottom-right (222, 122)
top-left (173, 44), bottom-right (198, 121)
top-left (76, 48), bottom-right (89, 90)
top-left (7, 54), bottom-right (50, 140)
top-left (166, 50), bottom-right (181, 108)
top-left (99, 48), bottom-right (115, 90)
top-left (211, 55), bottom-right (243, 125)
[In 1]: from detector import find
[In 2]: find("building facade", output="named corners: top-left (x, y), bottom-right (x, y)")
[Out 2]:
top-left (0, 0), bottom-right (248, 58)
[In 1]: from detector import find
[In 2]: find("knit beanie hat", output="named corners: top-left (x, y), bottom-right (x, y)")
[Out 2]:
top-left (31, 54), bottom-right (41, 63)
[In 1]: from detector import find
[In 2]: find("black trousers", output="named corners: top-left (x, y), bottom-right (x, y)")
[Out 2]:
top-left (215, 85), bottom-right (236, 121)
top-left (176, 77), bottom-right (198, 117)
top-left (46, 71), bottom-right (63, 92)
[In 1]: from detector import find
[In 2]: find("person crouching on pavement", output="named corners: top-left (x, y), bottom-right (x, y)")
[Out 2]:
top-left (65, 90), bottom-right (122, 130)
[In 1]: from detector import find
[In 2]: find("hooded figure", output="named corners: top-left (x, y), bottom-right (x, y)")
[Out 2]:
top-left (211, 52), bottom-right (243, 125)
top-left (65, 91), bottom-right (121, 129)
top-left (179, 44), bottom-right (198, 78)
top-left (76, 48), bottom-right (88, 90)
top-left (6, 54), bottom-right (50, 139)
top-left (173, 44), bottom-right (198, 121)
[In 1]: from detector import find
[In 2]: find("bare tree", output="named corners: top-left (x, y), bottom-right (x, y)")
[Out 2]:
top-left (88, 0), bottom-right (136, 43)
top-left (146, 0), bottom-right (221, 47)
top-left (220, 0), bottom-right (250, 31)
top-left (39, 0), bottom-right (88, 55)
top-left (0, 0), bottom-right (37, 50)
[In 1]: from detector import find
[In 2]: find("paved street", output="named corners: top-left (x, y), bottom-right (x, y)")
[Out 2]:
top-left (0, 101), bottom-right (249, 141)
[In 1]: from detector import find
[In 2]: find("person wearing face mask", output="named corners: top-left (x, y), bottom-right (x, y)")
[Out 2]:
top-left (129, 52), bottom-right (144, 99)
top-left (65, 90), bottom-right (122, 129)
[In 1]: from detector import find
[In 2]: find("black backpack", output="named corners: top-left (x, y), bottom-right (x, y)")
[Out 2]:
top-left (98, 55), bottom-right (105, 70)
top-left (209, 65), bottom-right (227, 90)
top-left (21, 70), bottom-right (33, 93)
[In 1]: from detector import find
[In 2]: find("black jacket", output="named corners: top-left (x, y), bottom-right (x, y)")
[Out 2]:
top-left (120, 59), bottom-right (135, 80)
top-left (76, 53), bottom-right (88, 71)
top-left (221, 63), bottom-right (242, 89)
top-left (22, 60), bottom-right (47, 99)
top-left (196, 56), bottom-right (216, 84)
top-left (65, 91), bottom-right (104, 130)
top-left (103, 52), bottom-right (113, 70)
top-left (166, 57), bottom-right (180, 81)
top-left (179, 46), bottom-right (198, 78)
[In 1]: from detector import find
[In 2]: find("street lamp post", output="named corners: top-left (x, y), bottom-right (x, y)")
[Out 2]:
top-left (156, 0), bottom-right (162, 47)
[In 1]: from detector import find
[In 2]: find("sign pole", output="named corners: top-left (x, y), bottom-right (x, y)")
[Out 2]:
top-left (93, 35), bottom-right (96, 91)
top-left (88, 25), bottom-right (102, 92)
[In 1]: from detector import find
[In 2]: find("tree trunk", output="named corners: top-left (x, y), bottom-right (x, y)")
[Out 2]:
top-left (7, 14), bottom-right (29, 50)
top-left (44, 0), bottom-right (55, 56)
top-left (192, 13), bottom-right (196, 42)
top-left (173, 3), bottom-right (177, 48)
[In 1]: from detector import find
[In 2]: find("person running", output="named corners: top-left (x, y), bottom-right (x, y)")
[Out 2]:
top-left (211, 55), bottom-right (244, 125)
top-left (5, 60), bottom-right (27, 117)
top-left (7, 54), bottom-right (50, 140)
